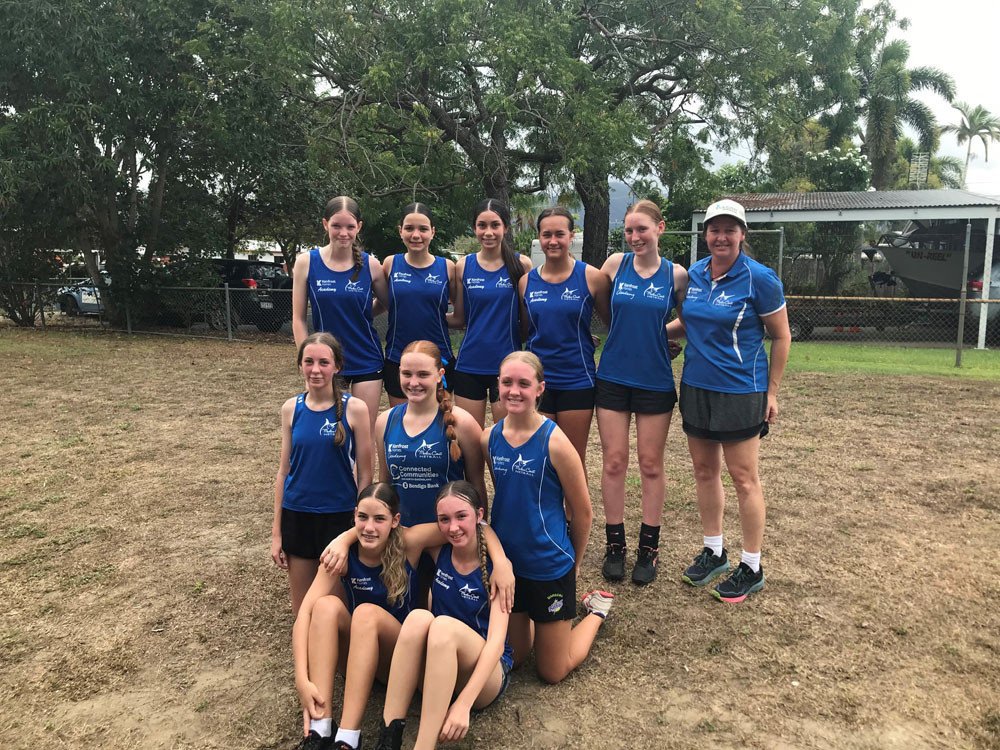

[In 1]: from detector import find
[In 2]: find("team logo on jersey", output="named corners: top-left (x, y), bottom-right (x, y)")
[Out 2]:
top-left (643, 282), bottom-right (665, 301)
top-left (459, 582), bottom-right (481, 601)
top-left (434, 569), bottom-right (453, 590)
top-left (512, 453), bottom-right (535, 476)
top-left (319, 418), bottom-right (339, 437)
top-left (615, 281), bottom-right (637, 298)
top-left (389, 464), bottom-right (403, 481)
top-left (392, 271), bottom-right (413, 284)
top-left (415, 440), bottom-right (444, 459)
top-left (528, 290), bottom-right (548, 303)
top-left (314, 279), bottom-right (337, 292)
top-left (712, 291), bottom-right (736, 307)
top-left (344, 279), bottom-right (366, 294)
top-left (491, 454), bottom-right (511, 474)
top-left (350, 574), bottom-right (375, 593)
top-left (466, 276), bottom-right (486, 290)
top-left (560, 288), bottom-right (581, 301)
top-left (495, 277), bottom-right (513, 289)
top-left (424, 273), bottom-right (441, 285)
top-left (546, 595), bottom-right (564, 614)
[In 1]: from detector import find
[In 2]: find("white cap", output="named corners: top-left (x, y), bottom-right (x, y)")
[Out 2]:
top-left (704, 199), bottom-right (747, 227)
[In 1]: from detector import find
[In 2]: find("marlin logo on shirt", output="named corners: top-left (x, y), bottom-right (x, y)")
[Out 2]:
top-left (495, 277), bottom-right (513, 289)
top-left (319, 418), bottom-right (339, 437)
top-left (560, 288), bottom-right (581, 301)
top-left (415, 440), bottom-right (444, 459)
top-left (459, 583), bottom-right (481, 601)
top-left (643, 282), bottom-right (665, 300)
top-left (512, 454), bottom-right (535, 475)
top-left (712, 291), bottom-right (736, 307)
top-left (344, 279), bottom-right (365, 293)
top-left (424, 274), bottom-right (441, 284)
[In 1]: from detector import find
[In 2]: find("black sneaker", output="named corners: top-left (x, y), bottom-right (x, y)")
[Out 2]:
top-left (374, 719), bottom-right (405, 750)
top-left (682, 547), bottom-right (730, 587)
top-left (602, 543), bottom-right (626, 581)
top-left (631, 546), bottom-right (658, 585)
top-left (712, 562), bottom-right (764, 603)
top-left (332, 738), bottom-right (361, 750)
top-left (298, 732), bottom-right (333, 750)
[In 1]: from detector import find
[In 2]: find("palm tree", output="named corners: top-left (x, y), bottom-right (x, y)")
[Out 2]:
top-left (856, 39), bottom-right (955, 190)
top-left (941, 102), bottom-right (1000, 188)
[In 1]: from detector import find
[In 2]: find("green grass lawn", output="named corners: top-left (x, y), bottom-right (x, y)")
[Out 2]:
top-left (784, 342), bottom-right (1000, 381)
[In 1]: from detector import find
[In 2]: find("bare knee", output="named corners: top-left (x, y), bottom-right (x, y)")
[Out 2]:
top-left (351, 603), bottom-right (383, 632)
top-left (535, 658), bottom-right (569, 685)
top-left (312, 595), bottom-right (346, 625)
top-left (398, 609), bottom-right (435, 647)
top-left (692, 460), bottom-right (720, 483)
top-left (602, 449), bottom-right (629, 477)
top-left (426, 616), bottom-right (462, 651)
top-left (728, 467), bottom-right (761, 499)
top-left (637, 452), bottom-right (664, 481)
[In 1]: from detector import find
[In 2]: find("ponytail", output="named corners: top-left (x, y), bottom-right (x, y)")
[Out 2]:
top-left (436, 481), bottom-right (489, 590)
top-left (297, 332), bottom-right (347, 446)
top-left (473, 198), bottom-right (523, 285)
top-left (402, 340), bottom-right (461, 460)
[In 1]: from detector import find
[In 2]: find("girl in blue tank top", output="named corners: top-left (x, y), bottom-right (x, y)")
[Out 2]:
top-left (595, 200), bottom-right (690, 587)
top-left (300, 484), bottom-right (514, 750)
top-left (292, 196), bottom-right (389, 440)
top-left (451, 199), bottom-right (532, 428)
top-left (377, 481), bottom-right (513, 749)
top-left (482, 351), bottom-right (614, 686)
top-left (271, 333), bottom-right (373, 616)
top-left (376, 340), bottom-right (486, 528)
top-left (519, 207), bottom-right (610, 471)
top-left (382, 203), bottom-right (457, 406)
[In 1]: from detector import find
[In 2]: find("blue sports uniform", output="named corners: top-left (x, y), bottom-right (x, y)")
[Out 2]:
top-left (455, 254), bottom-right (522, 375)
top-left (382, 404), bottom-right (466, 527)
top-left (385, 254), bottom-right (454, 365)
top-left (431, 545), bottom-right (513, 670)
top-left (283, 392), bottom-right (357, 514)
top-left (343, 544), bottom-right (418, 624)
top-left (597, 254), bottom-right (677, 392)
top-left (306, 248), bottom-right (383, 376)
top-left (487, 418), bottom-right (574, 580)
top-left (523, 261), bottom-right (595, 389)
top-left (681, 253), bottom-right (786, 394)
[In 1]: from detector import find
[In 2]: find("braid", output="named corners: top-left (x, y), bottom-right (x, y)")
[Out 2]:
top-left (438, 382), bottom-right (461, 461)
top-left (477, 523), bottom-right (490, 592)
top-left (332, 386), bottom-right (346, 446)
top-left (350, 242), bottom-right (363, 282)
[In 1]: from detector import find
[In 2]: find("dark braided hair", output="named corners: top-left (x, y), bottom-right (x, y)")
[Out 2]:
top-left (472, 199), bottom-right (523, 286)
top-left (436, 481), bottom-right (489, 590)
top-left (323, 196), bottom-right (364, 282)
top-left (401, 340), bottom-right (461, 461)
top-left (297, 332), bottom-right (346, 446)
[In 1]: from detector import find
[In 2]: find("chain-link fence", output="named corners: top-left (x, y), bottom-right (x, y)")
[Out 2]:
top-left (4, 274), bottom-right (998, 351)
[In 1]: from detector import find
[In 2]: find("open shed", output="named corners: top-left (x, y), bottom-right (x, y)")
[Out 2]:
top-left (690, 189), bottom-right (1000, 348)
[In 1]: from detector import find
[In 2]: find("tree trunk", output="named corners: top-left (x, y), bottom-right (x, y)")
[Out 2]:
top-left (574, 169), bottom-right (610, 266)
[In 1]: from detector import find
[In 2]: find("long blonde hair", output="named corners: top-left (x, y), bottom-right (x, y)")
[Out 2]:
top-left (297, 332), bottom-right (346, 446)
top-left (401, 340), bottom-right (461, 461)
top-left (356, 483), bottom-right (409, 607)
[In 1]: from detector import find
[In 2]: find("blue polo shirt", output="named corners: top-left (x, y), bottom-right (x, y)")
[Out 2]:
top-left (680, 253), bottom-right (785, 394)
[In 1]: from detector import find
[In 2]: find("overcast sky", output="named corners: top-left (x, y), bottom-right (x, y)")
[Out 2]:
top-left (714, 0), bottom-right (1000, 196)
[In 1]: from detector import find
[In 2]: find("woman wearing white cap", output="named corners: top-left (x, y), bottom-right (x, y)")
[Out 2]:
top-left (667, 199), bottom-right (790, 603)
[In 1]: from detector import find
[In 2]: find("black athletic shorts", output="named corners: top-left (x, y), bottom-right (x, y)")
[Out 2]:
top-left (451, 369), bottom-right (500, 403)
top-left (679, 383), bottom-right (769, 443)
top-left (538, 386), bottom-right (595, 415)
top-left (280, 508), bottom-right (355, 560)
top-left (595, 378), bottom-right (677, 415)
top-left (383, 359), bottom-right (456, 400)
top-left (512, 569), bottom-right (576, 623)
top-left (341, 370), bottom-right (383, 386)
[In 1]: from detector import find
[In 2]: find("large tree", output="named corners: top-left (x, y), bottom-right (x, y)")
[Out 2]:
top-left (941, 102), bottom-right (1000, 189)
top-left (853, 2), bottom-right (955, 190)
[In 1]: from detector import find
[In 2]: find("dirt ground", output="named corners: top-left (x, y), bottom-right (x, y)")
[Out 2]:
top-left (1, 329), bottom-right (998, 750)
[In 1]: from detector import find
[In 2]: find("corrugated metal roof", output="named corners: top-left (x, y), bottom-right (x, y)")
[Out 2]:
top-left (717, 190), bottom-right (1000, 212)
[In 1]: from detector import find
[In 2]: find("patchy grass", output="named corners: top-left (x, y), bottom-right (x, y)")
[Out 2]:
top-left (0, 328), bottom-right (998, 750)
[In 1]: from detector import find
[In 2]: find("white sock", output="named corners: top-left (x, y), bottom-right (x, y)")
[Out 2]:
top-left (741, 550), bottom-right (761, 573)
top-left (704, 535), bottom-right (723, 558)
top-left (309, 718), bottom-right (333, 738)
top-left (335, 728), bottom-right (361, 748)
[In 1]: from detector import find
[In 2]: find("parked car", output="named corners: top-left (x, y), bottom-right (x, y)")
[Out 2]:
top-left (211, 259), bottom-right (293, 332)
top-left (57, 274), bottom-right (109, 316)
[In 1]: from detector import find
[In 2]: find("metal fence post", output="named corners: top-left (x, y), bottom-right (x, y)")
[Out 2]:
top-left (126, 301), bottom-right (133, 335)
top-left (35, 283), bottom-right (46, 327)
top-left (777, 227), bottom-right (785, 284)
top-left (224, 282), bottom-right (233, 342)
top-left (955, 221), bottom-right (971, 368)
